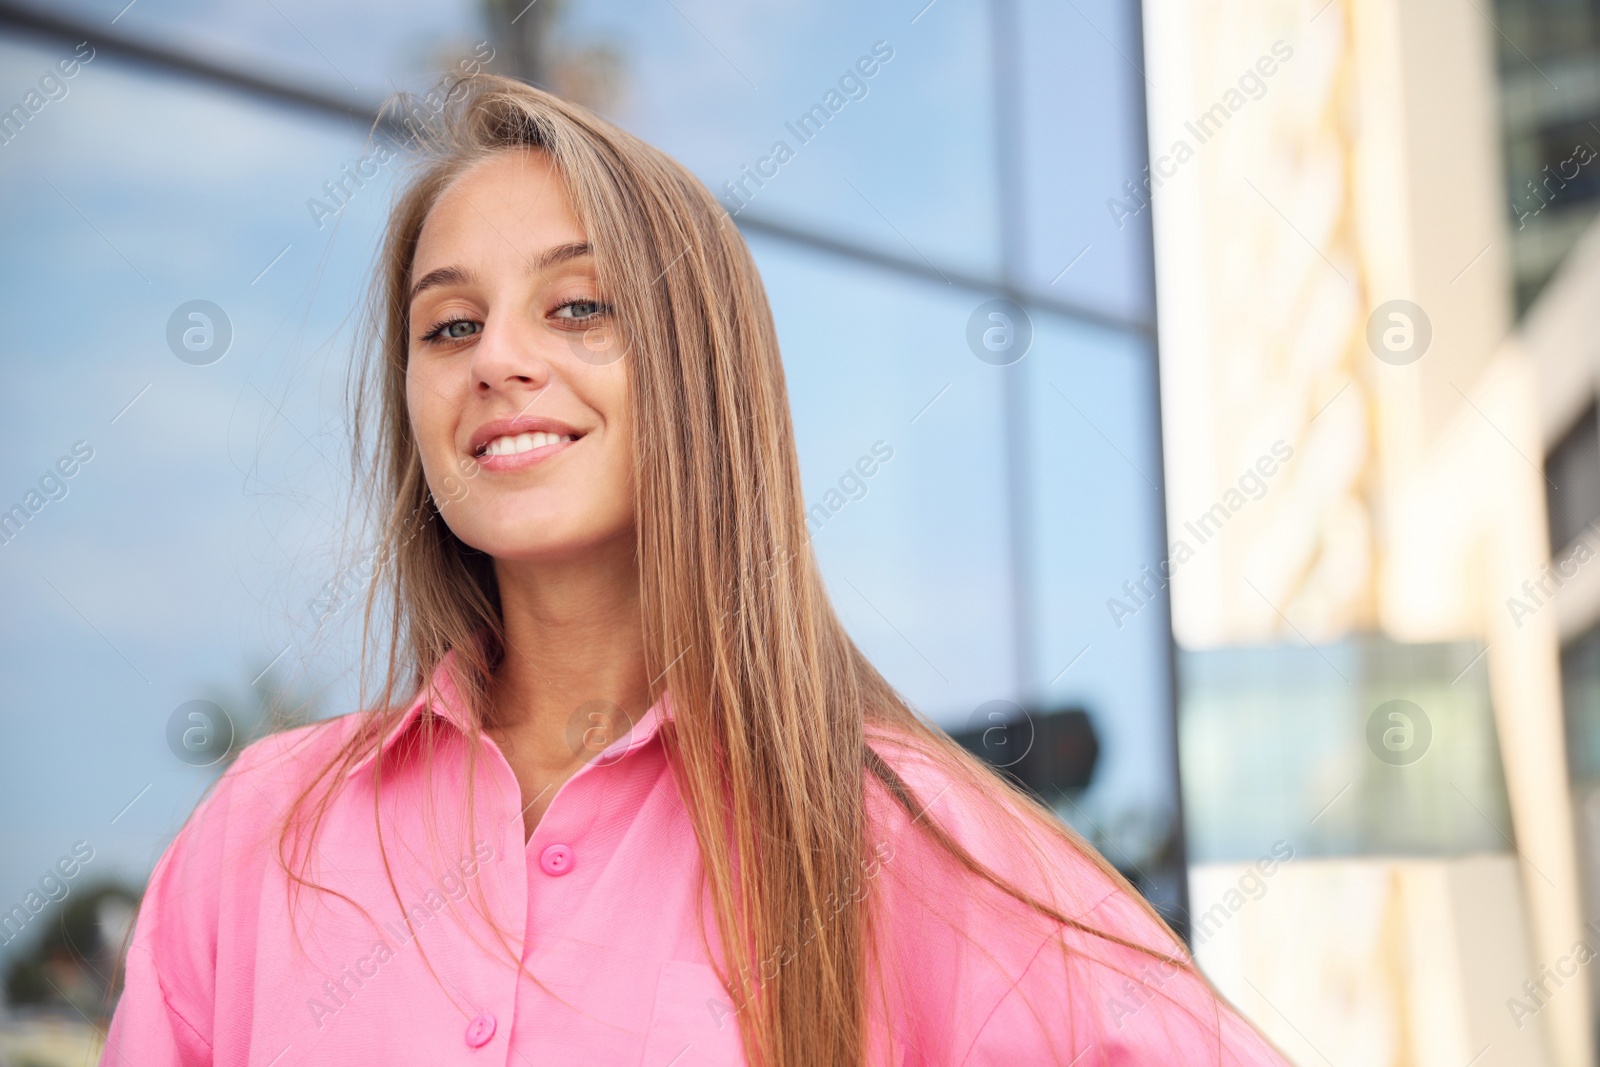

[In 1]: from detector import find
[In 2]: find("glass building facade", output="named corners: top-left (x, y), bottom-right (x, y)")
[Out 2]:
top-left (1493, 0), bottom-right (1600, 314)
top-left (0, 0), bottom-right (1182, 1031)
top-left (1497, 0), bottom-right (1600, 1035)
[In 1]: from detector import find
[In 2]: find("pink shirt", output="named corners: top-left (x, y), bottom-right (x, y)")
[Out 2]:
top-left (104, 660), bottom-right (1287, 1065)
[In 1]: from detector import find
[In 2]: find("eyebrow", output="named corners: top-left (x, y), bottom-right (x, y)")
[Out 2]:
top-left (407, 241), bottom-right (594, 305)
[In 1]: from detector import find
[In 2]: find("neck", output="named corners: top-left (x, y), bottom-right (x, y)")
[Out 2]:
top-left (488, 531), bottom-right (650, 778)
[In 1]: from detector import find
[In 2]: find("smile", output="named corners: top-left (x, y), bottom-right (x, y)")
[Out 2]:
top-left (480, 431), bottom-right (578, 457)
top-left (466, 417), bottom-right (586, 472)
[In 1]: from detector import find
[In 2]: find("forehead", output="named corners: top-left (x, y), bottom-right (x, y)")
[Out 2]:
top-left (412, 149), bottom-right (587, 273)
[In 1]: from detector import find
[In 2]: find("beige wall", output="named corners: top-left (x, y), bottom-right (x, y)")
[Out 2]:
top-left (1192, 855), bottom-right (1551, 1066)
top-left (1143, 0), bottom-right (1591, 1061)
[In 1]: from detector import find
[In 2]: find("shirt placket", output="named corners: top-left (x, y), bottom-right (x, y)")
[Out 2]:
top-left (513, 732), bottom-right (649, 1054)
top-left (442, 737), bottom-right (532, 1065)
top-left (471, 705), bottom-right (660, 1059)
top-left (520, 741), bottom-right (619, 939)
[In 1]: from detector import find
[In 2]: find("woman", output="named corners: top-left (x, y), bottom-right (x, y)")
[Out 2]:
top-left (104, 75), bottom-right (1288, 1066)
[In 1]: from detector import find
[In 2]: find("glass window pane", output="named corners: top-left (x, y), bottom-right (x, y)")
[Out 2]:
top-left (749, 234), bottom-right (1014, 720)
top-left (1179, 638), bottom-right (1512, 861)
top-left (1020, 312), bottom-right (1178, 910)
top-left (0, 38), bottom-right (388, 936)
top-left (556, 0), bottom-right (1002, 279)
top-left (12, 0), bottom-right (490, 101)
top-left (1016, 0), bottom-right (1153, 323)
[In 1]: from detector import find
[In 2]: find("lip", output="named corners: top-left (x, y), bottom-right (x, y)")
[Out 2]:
top-left (466, 415), bottom-right (585, 472)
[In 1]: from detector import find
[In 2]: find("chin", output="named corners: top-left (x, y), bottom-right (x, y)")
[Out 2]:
top-left (458, 512), bottom-right (631, 564)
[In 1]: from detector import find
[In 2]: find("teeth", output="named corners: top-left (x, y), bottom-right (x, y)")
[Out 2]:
top-left (483, 432), bottom-right (576, 456)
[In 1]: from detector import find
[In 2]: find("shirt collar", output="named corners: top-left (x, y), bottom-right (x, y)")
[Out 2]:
top-left (344, 651), bottom-right (673, 780)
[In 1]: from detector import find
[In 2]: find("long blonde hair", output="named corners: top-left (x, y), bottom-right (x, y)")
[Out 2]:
top-left (282, 73), bottom-right (1223, 1066)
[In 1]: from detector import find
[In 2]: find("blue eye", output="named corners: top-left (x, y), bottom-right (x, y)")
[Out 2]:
top-left (553, 300), bottom-right (608, 321)
top-left (422, 318), bottom-right (480, 343)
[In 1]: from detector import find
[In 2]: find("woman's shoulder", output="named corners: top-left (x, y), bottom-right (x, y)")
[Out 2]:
top-left (216, 712), bottom-right (358, 800)
top-left (862, 723), bottom-right (1288, 1065)
top-left (112, 715), bottom-right (357, 1037)
top-left (231, 711), bottom-right (358, 774)
top-left (863, 723), bottom-right (1143, 931)
top-left (164, 712), bottom-right (364, 863)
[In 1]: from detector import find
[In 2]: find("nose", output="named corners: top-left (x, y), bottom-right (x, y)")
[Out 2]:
top-left (468, 314), bottom-right (552, 398)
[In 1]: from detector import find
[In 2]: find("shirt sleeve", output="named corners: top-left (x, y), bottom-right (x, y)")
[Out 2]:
top-left (101, 772), bottom-right (237, 1066)
top-left (959, 881), bottom-right (1290, 1065)
top-left (866, 732), bottom-right (1292, 1067)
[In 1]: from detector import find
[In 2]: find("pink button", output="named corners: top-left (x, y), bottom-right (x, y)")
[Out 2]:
top-left (464, 1011), bottom-right (496, 1048)
top-left (539, 843), bottom-right (574, 876)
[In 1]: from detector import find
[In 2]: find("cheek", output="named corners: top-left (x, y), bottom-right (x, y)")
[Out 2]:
top-left (598, 437), bottom-right (635, 511)
top-left (406, 364), bottom-right (459, 470)
top-left (564, 421), bottom-right (632, 522)
top-left (595, 383), bottom-right (634, 503)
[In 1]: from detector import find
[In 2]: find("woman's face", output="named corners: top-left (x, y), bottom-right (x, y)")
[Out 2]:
top-left (406, 149), bottom-right (633, 564)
